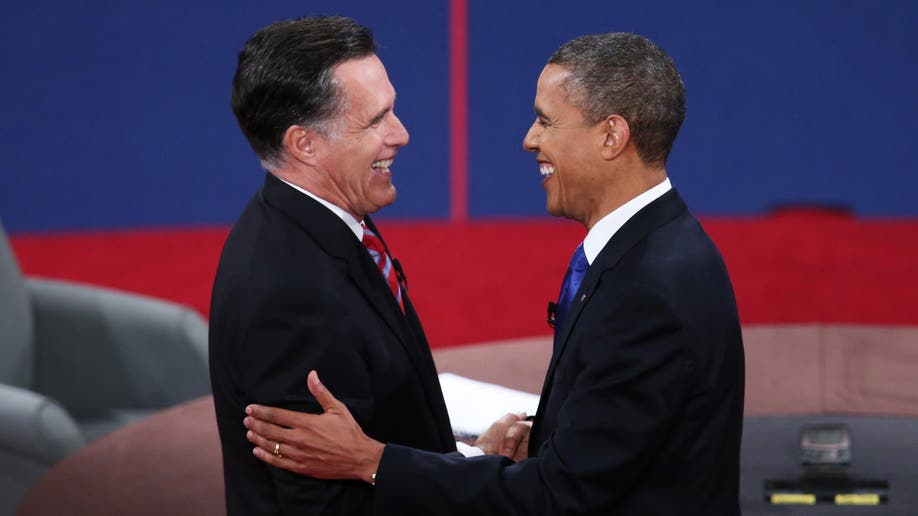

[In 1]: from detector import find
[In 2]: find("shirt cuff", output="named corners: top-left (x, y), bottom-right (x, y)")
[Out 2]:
top-left (454, 441), bottom-right (485, 457)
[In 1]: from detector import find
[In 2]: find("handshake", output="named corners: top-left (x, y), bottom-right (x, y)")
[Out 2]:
top-left (471, 412), bottom-right (533, 461)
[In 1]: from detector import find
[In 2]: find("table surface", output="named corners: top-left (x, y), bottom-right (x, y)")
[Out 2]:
top-left (15, 397), bottom-right (918, 516)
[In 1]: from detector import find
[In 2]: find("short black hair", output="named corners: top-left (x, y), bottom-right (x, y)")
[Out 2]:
top-left (549, 32), bottom-right (686, 166)
top-left (231, 16), bottom-right (375, 166)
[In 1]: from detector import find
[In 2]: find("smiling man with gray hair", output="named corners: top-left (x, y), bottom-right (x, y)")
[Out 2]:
top-left (209, 16), bottom-right (458, 515)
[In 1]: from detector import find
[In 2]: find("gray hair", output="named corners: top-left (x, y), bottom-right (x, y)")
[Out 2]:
top-left (548, 32), bottom-right (686, 166)
top-left (231, 16), bottom-right (374, 169)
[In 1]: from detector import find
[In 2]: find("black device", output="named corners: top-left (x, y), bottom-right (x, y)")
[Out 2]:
top-left (799, 423), bottom-right (851, 466)
top-left (763, 423), bottom-right (889, 506)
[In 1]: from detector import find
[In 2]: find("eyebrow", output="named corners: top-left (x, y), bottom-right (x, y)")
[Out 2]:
top-left (534, 106), bottom-right (549, 120)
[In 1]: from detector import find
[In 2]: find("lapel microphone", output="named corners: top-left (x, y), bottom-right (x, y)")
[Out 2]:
top-left (392, 258), bottom-right (408, 292)
top-left (547, 301), bottom-right (558, 328)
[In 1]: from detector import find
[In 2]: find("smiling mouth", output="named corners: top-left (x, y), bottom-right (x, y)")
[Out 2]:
top-left (539, 161), bottom-right (554, 179)
top-left (371, 159), bottom-right (394, 174)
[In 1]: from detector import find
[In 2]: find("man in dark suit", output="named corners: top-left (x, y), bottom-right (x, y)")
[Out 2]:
top-left (208, 16), bottom-right (457, 515)
top-left (242, 32), bottom-right (745, 515)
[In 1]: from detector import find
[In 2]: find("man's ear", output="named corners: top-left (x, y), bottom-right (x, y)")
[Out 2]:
top-left (282, 125), bottom-right (320, 166)
top-left (600, 115), bottom-right (630, 161)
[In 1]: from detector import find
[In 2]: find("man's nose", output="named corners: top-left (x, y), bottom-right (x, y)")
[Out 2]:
top-left (387, 115), bottom-right (410, 147)
top-left (522, 123), bottom-right (539, 152)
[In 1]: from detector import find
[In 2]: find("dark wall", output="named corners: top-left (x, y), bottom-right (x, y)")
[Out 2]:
top-left (468, 1), bottom-right (916, 217)
top-left (0, 1), bottom-right (449, 231)
top-left (1, 0), bottom-right (914, 232)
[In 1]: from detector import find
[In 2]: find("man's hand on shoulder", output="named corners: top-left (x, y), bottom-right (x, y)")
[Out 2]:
top-left (244, 370), bottom-right (383, 484)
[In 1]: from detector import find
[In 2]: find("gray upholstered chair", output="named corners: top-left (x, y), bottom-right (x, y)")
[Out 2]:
top-left (0, 219), bottom-right (210, 514)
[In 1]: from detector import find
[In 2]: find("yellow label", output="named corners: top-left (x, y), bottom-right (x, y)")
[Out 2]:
top-left (771, 493), bottom-right (816, 505)
top-left (835, 494), bottom-right (880, 505)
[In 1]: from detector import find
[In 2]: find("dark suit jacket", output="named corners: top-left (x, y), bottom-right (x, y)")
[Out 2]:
top-left (209, 173), bottom-right (455, 515)
top-left (372, 189), bottom-right (745, 516)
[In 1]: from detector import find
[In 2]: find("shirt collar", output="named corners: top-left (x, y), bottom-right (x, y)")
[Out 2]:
top-left (277, 176), bottom-right (364, 240)
top-left (582, 178), bottom-right (672, 264)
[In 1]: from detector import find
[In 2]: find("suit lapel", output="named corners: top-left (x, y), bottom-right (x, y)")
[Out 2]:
top-left (531, 189), bottom-right (689, 451)
top-left (260, 174), bottom-right (421, 363)
top-left (361, 216), bottom-right (457, 449)
top-left (348, 215), bottom-right (429, 365)
top-left (260, 174), bottom-right (454, 446)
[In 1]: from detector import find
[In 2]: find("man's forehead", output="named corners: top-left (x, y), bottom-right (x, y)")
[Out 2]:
top-left (334, 55), bottom-right (395, 100)
top-left (333, 54), bottom-right (384, 83)
top-left (535, 65), bottom-right (576, 111)
top-left (538, 64), bottom-right (572, 88)
top-left (329, 55), bottom-right (395, 130)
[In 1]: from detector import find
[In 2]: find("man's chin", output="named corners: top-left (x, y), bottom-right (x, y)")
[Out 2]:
top-left (546, 205), bottom-right (581, 225)
top-left (367, 190), bottom-right (397, 214)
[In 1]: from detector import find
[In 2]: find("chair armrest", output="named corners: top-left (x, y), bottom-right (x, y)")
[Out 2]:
top-left (26, 278), bottom-right (210, 419)
top-left (0, 383), bottom-right (85, 467)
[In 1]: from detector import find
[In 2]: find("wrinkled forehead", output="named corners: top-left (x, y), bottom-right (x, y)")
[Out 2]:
top-left (537, 64), bottom-right (586, 110)
top-left (333, 54), bottom-right (395, 102)
top-left (333, 54), bottom-right (392, 94)
top-left (537, 64), bottom-right (572, 93)
top-left (534, 64), bottom-right (582, 112)
top-left (333, 54), bottom-right (396, 116)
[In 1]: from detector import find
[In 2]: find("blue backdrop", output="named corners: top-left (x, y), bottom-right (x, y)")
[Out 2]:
top-left (1, 0), bottom-right (914, 232)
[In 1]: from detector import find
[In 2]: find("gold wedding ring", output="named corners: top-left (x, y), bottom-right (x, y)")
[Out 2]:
top-left (273, 442), bottom-right (282, 457)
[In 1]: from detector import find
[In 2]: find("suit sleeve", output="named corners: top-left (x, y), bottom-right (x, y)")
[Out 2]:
top-left (240, 284), bottom-right (376, 515)
top-left (371, 283), bottom-right (695, 516)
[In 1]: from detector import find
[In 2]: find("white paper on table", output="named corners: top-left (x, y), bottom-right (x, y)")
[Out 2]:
top-left (437, 373), bottom-right (541, 437)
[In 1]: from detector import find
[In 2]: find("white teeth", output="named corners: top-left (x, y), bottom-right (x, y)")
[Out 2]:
top-left (540, 163), bottom-right (554, 177)
top-left (372, 159), bottom-right (394, 170)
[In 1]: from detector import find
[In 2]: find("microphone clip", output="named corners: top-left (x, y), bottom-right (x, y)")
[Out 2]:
top-left (392, 258), bottom-right (408, 292)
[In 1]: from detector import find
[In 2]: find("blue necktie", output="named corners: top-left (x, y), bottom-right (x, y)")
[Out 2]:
top-left (555, 243), bottom-right (589, 331)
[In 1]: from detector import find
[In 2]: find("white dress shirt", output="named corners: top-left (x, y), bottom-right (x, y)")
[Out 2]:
top-left (582, 178), bottom-right (673, 265)
top-left (277, 177), bottom-right (364, 240)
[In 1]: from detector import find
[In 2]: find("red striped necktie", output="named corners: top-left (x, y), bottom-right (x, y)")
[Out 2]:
top-left (361, 224), bottom-right (404, 312)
